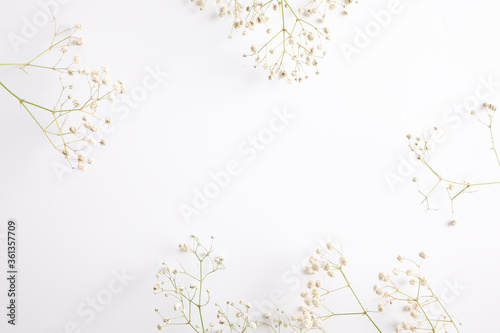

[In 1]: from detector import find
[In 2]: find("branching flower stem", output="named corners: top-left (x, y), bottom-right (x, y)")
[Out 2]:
top-left (338, 268), bottom-right (382, 333)
top-left (408, 105), bottom-right (500, 219)
top-left (156, 239), bottom-right (460, 333)
top-left (0, 19), bottom-right (125, 169)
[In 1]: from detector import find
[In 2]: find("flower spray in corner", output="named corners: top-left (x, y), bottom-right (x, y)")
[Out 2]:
top-left (0, 16), bottom-right (126, 170)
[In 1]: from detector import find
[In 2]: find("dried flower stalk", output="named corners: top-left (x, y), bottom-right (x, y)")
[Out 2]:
top-left (193, 0), bottom-right (354, 83)
top-left (0, 17), bottom-right (125, 170)
top-left (375, 252), bottom-right (461, 332)
top-left (154, 237), bottom-right (459, 332)
top-left (408, 103), bottom-right (500, 223)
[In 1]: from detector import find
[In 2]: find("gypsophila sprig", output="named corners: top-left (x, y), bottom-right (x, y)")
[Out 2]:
top-left (156, 238), bottom-right (460, 332)
top-left (265, 243), bottom-right (384, 332)
top-left (155, 236), bottom-right (260, 332)
top-left (375, 253), bottom-right (461, 333)
top-left (407, 103), bottom-right (500, 223)
top-left (192, 0), bottom-right (355, 83)
top-left (155, 236), bottom-right (228, 332)
top-left (215, 300), bottom-right (259, 332)
top-left (0, 17), bottom-right (125, 170)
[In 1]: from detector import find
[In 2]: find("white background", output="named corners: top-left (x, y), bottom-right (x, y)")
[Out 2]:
top-left (1, 0), bottom-right (500, 332)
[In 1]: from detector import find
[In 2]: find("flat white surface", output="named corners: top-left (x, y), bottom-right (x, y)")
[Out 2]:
top-left (0, 0), bottom-right (499, 332)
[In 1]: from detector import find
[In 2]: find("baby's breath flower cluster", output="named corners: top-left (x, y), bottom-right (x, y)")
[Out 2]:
top-left (407, 102), bottom-right (500, 223)
top-left (193, 0), bottom-right (354, 83)
top-left (215, 300), bottom-right (258, 332)
top-left (261, 242), bottom-right (382, 332)
top-left (374, 253), bottom-right (461, 332)
top-left (155, 238), bottom-right (459, 333)
top-left (0, 19), bottom-right (125, 170)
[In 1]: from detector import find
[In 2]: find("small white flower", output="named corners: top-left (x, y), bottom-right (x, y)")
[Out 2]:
top-left (419, 251), bottom-right (429, 259)
top-left (373, 284), bottom-right (383, 295)
top-left (113, 81), bottom-right (126, 94)
top-left (92, 75), bottom-right (101, 84)
top-left (78, 68), bottom-right (91, 75)
top-left (339, 256), bottom-right (348, 266)
top-left (378, 272), bottom-right (390, 282)
top-left (420, 276), bottom-right (428, 286)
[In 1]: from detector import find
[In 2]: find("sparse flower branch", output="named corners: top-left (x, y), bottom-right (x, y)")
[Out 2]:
top-left (407, 103), bottom-right (500, 223)
top-left (154, 236), bottom-right (227, 332)
top-left (0, 16), bottom-right (125, 170)
top-left (374, 252), bottom-right (461, 332)
top-left (192, 0), bottom-right (354, 83)
top-left (155, 237), bottom-right (458, 333)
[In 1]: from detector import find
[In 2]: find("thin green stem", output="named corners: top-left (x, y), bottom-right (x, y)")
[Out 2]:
top-left (415, 300), bottom-right (435, 332)
top-left (339, 268), bottom-right (382, 333)
top-left (281, 0), bottom-right (286, 55)
top-left (489, 114), bottom-right (500, 168)
top-left (0, 63), bottom-right (68, 71)
top-left (198, 258), bottom-right (205, 333)
top-left (422, 160), bottom-right (500, 186)
top-left (435, 297), bottom-right (461, 332)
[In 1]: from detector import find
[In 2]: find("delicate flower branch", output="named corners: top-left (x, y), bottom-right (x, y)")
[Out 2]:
top-left (192, 0), bottom-right (354, 83)
top-left (0, 16), bottom-right (125, 170)
top-left (155, 237), bottom-right (459, 332)
top-left (374, 252), bottom-right (461, 332)
top-left (407, 103), bottom-right (500, 223)
top-left (275, 243), bottom-right (383, 332)
top-left (154, 236), bottom-right (227, 332)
